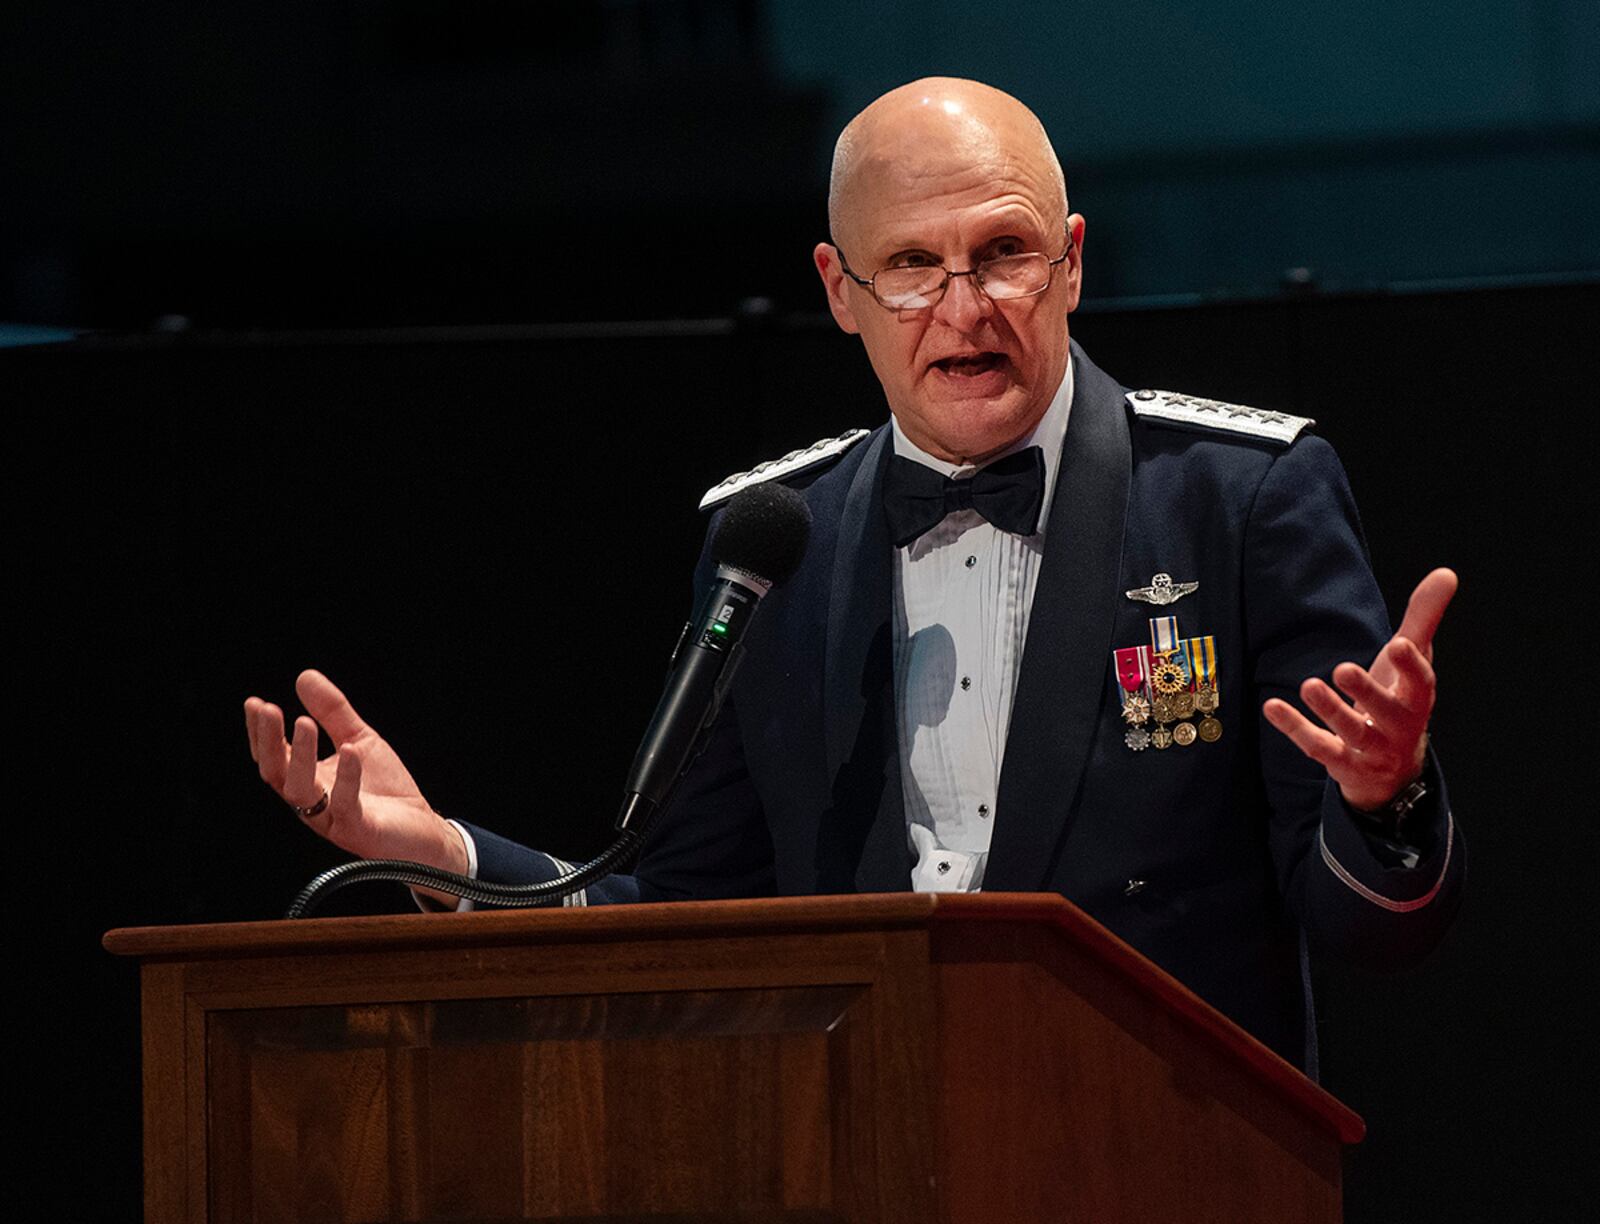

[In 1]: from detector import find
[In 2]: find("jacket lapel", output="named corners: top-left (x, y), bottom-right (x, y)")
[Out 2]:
top-left (817, 427), bottom-right (909, 892)
top-left (985, 344), bottom-right (1133, 890)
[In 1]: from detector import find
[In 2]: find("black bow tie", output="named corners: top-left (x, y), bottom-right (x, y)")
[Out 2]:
top-left (882, 446), bottom-right (1047, 548)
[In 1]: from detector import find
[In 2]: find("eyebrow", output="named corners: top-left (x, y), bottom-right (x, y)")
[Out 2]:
top-left (871, 215), bottom-right (1051, 260)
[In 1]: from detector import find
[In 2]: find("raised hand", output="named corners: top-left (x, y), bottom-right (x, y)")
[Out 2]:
top-left (244, 669), bottom-right (468, 874)
top-left (1264, 568), bottom-right (1457, 812)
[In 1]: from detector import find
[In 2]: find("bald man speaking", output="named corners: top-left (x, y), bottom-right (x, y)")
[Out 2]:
top-left (246, 79), bottom-right (1461, 1072)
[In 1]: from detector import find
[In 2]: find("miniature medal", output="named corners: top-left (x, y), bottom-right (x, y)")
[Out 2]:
top-left (1171, 637), bottom-right (1198, 718)
top-left (1147, 616), bottom-right (1186, 747)
top-left (1112, 645), bottom-right (1157, 752)
top-left (1173, 721), bottom-right (1198, 746)
top-left (1151, 660), bottom-right (1185, 695)
top-left (1188, 634), bottom-right (1222, 740)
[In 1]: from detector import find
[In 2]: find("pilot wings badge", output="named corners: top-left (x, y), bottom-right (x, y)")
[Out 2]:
top-left (1125, 573), bottom-right (1199, 606)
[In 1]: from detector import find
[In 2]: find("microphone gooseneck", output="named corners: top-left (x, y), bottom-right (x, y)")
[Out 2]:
top-left (285, 482), bottom-right (811, 918)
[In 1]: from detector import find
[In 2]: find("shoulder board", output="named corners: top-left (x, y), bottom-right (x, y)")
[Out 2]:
top-left (1126, 389), bottom-right (1313, 446)
top-left (699, 428), bottom-right (872, 511)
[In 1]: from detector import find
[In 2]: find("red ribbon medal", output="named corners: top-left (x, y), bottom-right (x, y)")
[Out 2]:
top-left (1114, 645), bottom-right (1150, 692)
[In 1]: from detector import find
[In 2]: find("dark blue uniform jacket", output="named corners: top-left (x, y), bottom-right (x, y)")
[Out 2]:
top-left (465, 342), bottom-right (1463, 1072)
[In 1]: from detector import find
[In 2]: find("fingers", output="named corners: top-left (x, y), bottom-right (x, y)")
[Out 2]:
top-left (295, 669), bottom-right (370, 746)
top-left (1263, 698), bottom-right (1351, 771)
top-left (1381, 636), bottom-right (1436, 711)
top-left (248, 682), bottom-right (371, 852)
top-left (1328, 664), bottom-right (1410, 726)
top-left (1335, 639), bottom-right (1435, 718)
top-left (244, 697), bottom-right (290, 791)
top-left (283, 716), bottom-right (321, 808)
top-left (1394, 567), bottom-right (1457, 659)
top-left (1300, 678), bottom-right (1376, 744)
top-left (324, 744), bottom-right (365, 842)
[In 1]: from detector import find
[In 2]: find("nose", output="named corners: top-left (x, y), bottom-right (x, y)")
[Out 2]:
top-left (930, 267), bottom-right (993, 332)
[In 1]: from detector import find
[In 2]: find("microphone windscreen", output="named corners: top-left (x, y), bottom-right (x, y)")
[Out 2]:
top-left (710, 483), bottom-right (812, 586)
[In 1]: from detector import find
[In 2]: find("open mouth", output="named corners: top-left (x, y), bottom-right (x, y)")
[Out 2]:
top-left (932, 352), bottom-right (1006, 377)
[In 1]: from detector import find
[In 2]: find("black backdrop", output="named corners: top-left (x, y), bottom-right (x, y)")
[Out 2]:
top-left (12, 280), bottom-right (1595, 1218)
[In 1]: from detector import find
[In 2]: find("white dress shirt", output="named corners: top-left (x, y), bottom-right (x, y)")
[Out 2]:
top-left (892, 358), bottom-right (1074, 892)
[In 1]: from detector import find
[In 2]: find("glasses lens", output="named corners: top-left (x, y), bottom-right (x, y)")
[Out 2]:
top-left (873, 266), bottom-right (947, 310)
top-left (977, 253), bottom-right (1050, 299)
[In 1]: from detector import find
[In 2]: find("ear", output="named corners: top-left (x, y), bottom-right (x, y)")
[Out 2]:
top-left (813, 242), bottom-right (861, 335)
top-left (1061, 214), bottom-right (1086, 314)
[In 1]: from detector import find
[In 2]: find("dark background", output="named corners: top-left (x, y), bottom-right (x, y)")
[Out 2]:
top-left (7, 2), bottom-right (1597, 1218)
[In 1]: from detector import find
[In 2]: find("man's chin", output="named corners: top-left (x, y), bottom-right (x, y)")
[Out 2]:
top-left (901, 388), bottom-right (1045, 464)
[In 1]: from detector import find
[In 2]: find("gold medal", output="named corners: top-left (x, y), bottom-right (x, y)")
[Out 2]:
top-left (1173, 721), bottom-right (1197, 746)
top-left (1124, 726), bottom-right (1151, 751)
top-left (1188, 638), bottom-right (1220, 716)
top-left (1173, 690), bottom-right (1197, 719)
top-left (1151, 692), bottom-right (1176, 723)
top-left (1198, 716), bottom-right (1222, 742)
top-left (1151, 725), bottom-right (1174, 750)
top-left (1151, 661), bottom-right (1185, 695)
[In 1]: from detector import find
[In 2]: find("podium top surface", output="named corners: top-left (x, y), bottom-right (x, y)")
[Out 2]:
top-left (104, 891), bottom-right (1363, 1145)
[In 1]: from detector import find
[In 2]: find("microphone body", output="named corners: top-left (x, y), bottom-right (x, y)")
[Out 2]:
top-left (618, 564), bottom-right (770, 829)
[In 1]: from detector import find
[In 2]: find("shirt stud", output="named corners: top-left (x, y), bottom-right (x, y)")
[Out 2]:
top-left (965, 555), bottom-right (977, 568)
top-left (978, 803), bottom-right (990, 818)
top-left (960, 676), bottom-right (972, 690)
top-left (937, 860), bottom-right (951, 875)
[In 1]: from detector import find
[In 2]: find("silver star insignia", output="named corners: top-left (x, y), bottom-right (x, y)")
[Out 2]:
top-left (1125, 572), bottom-right (1199, 605)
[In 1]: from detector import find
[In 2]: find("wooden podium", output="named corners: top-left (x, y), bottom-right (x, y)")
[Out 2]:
top-left (105, 893), bottom-right (1362, 1223)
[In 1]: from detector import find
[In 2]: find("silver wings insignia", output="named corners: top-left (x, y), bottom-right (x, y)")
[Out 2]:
top-left (1126, 572), bottom-right (1199, 605)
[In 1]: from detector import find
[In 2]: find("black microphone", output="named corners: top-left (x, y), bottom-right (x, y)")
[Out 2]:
top-left (617, 482), bottom-right (812, 830)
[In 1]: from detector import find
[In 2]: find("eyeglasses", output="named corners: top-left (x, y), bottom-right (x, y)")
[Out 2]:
top-left (834, 235), bottom-right (1074, 312)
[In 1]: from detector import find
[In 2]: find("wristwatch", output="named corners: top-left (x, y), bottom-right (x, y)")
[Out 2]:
top-left (1354, 778), bottom-right (1430, 844)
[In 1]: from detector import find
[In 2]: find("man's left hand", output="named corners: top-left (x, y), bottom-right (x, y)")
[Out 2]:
top-left (1264, 568), bottom-right (1458, 813)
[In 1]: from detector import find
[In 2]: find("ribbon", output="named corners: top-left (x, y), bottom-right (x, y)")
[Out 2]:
top-left (1188, 635), bottom-right (1217, 696)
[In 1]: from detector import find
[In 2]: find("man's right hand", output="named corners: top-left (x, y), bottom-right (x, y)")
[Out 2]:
top-left (243, 669), bottom-right (469, 877)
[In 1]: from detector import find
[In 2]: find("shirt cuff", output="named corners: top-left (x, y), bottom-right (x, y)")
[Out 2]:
top-left (410, 819), bottom-right (479, 913)
top-left (908, 824), bottom-right (985, 892)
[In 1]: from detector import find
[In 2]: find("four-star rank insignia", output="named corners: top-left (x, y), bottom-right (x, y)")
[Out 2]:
top-left (1112, 613), bottom-right (1221, 752)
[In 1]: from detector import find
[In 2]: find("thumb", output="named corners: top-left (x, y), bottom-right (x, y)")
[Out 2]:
top-left (295, 669), bottom-right (371, 745)
top-left (1394, 568), bottom-right (1458, 660)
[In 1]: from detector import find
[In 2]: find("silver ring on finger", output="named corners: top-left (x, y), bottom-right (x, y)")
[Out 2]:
top-left (292, 790), bottom-right (329, 820)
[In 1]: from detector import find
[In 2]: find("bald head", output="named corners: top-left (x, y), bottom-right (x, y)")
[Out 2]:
top-left (813, 77), bottom-right (1083, 465)
top-left (827, 78), bottom-right (1067, 253)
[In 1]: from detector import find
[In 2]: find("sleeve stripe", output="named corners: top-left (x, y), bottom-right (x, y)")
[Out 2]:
top-left (545, 855), bottom-right (589, 907)
top-left (1318, 812), bottom-right (1454, 913)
